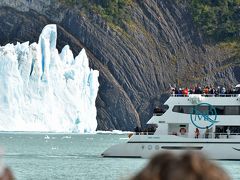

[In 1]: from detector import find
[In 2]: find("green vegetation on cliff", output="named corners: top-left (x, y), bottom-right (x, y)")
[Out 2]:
top-left (92, 0), bottom-right (132, 25)
top-left (188, 0), bottom-right (240, 42)
top-left (59, 0), bottom-right (132, 25)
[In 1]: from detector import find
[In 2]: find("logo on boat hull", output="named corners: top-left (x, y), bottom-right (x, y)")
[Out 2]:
top-left (190, 103), bottom-right (218, 129)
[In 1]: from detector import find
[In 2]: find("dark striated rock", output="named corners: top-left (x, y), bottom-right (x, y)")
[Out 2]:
top-left (0, 0), bottom-right (239, 130)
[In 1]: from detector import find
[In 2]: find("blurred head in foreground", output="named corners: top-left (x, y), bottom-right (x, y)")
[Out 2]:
top-left (131, 152), bottom-right (230, 180)
top-left (0, 148), bottom-right (14, 180)
top-left (0, 167), bottom-right (14, 180)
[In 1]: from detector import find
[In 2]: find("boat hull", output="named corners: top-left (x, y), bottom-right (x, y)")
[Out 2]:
top-left (102, 135), bottom-right (240, 160)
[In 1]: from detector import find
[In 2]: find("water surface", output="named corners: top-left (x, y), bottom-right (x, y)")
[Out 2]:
top-left (0, 133), bottom-right (239, 179)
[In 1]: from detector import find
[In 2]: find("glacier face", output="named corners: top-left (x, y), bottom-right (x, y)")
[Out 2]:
top-left (0, 24), bottom-right (99, 133)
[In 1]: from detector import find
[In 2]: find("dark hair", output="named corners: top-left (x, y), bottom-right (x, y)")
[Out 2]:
top-left (131, 152), bottom-right (230, 180)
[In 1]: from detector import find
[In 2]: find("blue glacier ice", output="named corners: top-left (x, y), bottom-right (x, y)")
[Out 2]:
top-left (0, 24), bottom-right (99, 133)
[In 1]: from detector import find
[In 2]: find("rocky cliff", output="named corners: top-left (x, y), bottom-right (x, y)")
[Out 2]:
top-left (0, 0), bottom-right (239, 130)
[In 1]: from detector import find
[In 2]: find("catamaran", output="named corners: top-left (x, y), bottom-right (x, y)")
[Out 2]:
top-left (102, 92), bottom-right (240, 159)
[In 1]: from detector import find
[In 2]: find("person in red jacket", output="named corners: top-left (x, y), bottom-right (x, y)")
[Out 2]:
top-left (183, 87), bottom-right (188, 96)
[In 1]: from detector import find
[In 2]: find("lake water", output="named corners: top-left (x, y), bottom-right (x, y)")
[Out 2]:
top-left (0, 133), bottom-right (239, 180)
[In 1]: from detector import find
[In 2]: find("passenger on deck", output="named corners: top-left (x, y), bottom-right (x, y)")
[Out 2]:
top-left (178, 88), bottom-right (182, 96)
top-left (215, 86), bottom-right (221, 96)
top-left (209, 86), bottom-right (215, 95)
top-left (170, 87), bottom-right (175, 95)
top-left (182, 87), bottom-right (188, 97)
top-left (237, 87), bottom-right (240, 94)
top-left (221, 87), bottom-right (226, 95)
top-left (170, 84), bottom-right (239, 96)
top-left (205, 126), bottom-right (209, 138)
top-left (203, 86), bottom-right (209, 95)
top-left (226, 127), bottom-right (231, 139)
top-left (198, 85), bottom-right (202, 93)
top-left (174, 88), bottom-right (179, 95)
top-left (215, 127), bottom-right (220, 139)
top-left (194, 86), bottom-right (200, 94)
top-left (194, 128), bottom-right (200, 138)
top-left (189, 87), bottom-right (194, 94)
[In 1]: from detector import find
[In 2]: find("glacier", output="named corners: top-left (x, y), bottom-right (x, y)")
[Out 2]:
top-left (0, 24), bottom-right (99, 133)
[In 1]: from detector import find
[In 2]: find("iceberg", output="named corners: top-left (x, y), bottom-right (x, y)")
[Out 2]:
top-left (0, 24), bottom-right (99, 133)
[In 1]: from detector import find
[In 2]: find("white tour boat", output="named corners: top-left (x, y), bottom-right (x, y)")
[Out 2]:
top-left (102, 93), bottom-right (240, 160)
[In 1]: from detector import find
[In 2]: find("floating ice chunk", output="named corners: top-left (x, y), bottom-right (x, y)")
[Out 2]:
top-left (44, 135), bottom-right (50, 140)
top-left (61, 136), bottom-right (71, 139)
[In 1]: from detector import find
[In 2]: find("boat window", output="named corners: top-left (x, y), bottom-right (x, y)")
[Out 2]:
top-left (215, 106), bottom-right (240, 115)
top-left (215, 106), bottom-right (224, 115)
top-left (153, 105), bottom-right (169, 116)
top-left (224, 106), bottom-right (240, 115)
top-left (216, 126), bottom-right (240, 134)
top-left (172, 105), bottom-right (240, 115)
top-left (179, 125), bottom-right (186, 128)
top-left (229, 126), bottom-right (240, 134)
top-left (172, 106), bottom-right (194, 114)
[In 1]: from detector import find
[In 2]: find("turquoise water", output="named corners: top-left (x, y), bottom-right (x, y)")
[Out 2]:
top-left (0, 133), bottom-right (239, 180)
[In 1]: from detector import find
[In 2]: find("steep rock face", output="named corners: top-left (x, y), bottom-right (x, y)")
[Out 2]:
top-left (0, 0), bottom-right (239, 130)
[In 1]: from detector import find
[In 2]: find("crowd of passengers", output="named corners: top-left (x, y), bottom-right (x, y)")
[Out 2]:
top-left (170, 85), bottom-right (240, 96)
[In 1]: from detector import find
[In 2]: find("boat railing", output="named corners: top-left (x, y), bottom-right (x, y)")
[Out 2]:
top-left (134, 132), bottom-right (155, 135)
top-left (134, 132), bottom-right (240, 139)
top-left (168, 132), bottom-right (240, 139)
top-left (171, 94), bottom-right (239, 97)
top-left (210, 132), bottom-right (240, 138)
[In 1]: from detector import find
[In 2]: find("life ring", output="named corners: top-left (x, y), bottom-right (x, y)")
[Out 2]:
top-left (180, 128), bottom-right (187, 135)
